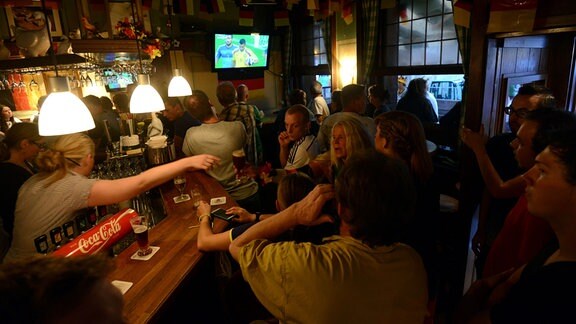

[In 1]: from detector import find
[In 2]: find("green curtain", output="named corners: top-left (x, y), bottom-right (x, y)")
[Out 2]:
top-left (321, 18), bottom-right (332, 75)
top-left (360, 0), bottom-right (381, 84)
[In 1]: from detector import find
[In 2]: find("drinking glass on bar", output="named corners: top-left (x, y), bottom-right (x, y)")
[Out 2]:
top-left (129, 215), bottom-right (152, 256)
top-left (173, 174), bottom-right (190, 203)
top-left (232, 149), bottom-right (248, 184)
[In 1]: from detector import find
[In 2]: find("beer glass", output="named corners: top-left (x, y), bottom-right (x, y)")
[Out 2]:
top-left (173, 174), bottom-right (190, 203)
top-left (129, 215), bottom-right (152, 256)
top-left (232, 149), bottom-right (248, 184)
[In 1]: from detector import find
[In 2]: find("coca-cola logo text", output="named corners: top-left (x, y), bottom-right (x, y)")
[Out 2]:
top-left (78, 216), bottom-right (124, 254)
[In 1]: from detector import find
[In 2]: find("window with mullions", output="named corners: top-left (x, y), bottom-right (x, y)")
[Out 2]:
top-left (301, 21), bottom-right (328, 66)
top-left (384, 0), bottom-right (461, 67)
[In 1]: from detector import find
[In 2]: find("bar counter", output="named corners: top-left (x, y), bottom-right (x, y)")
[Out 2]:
top-left (109, 170), bottom-right (235, 323)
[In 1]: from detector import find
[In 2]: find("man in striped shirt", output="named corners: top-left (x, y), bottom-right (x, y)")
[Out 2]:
top-left (278, 104), bottom-right (319, 170)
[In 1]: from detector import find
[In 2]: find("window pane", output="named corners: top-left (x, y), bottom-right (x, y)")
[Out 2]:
top-left (426, 16), bottom-right (442, 41)
top-left (399, 45), bottom-right (411, 66)
top-left (442, 15), bottom-right (456, 39)
top-left (399, 3), bottom-right (412, 22)
top-left (399, 21), bottom-right (411, 45)
top-left (443, 0), bottom-right (453, 13)
top-left (413, 0), bottom-right (427, 17)
top-left (412, 19), bottom-right (426, 43)
top-left (428, 0), bottom-right (443, 15)
top-left (441, 40), bottom-right (459, 64)
top-left (412, 43), bottom-right (425, 65)
top-left (426, 41), bottom-right (441, 64)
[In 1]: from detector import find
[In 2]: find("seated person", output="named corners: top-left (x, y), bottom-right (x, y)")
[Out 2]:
top-left (163, 97), bottom-right (201, 159)
top-left (0, 255), bottom-right (124, 323)
top-left (309, 118), bottom-right (373, 183)
top-left (183, 90), bottom-right (260, 212)
top-left (229, 150), bottom-right (428, 323)
top-left (455, 129), bottom-right (576, 323)
top-left (278, 105), bottom-right (319, 171)
top-left (197, 172), bottom-right (316, 252)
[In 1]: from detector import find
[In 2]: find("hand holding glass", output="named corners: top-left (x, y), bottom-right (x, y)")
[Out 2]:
top-left (129, 216), bottom-right (153, 256)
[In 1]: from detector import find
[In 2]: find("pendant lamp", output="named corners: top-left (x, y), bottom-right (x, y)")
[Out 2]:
top-left (130, 74), bottom-right (165, 113)
top-left (168, 68), bottom-right (192, 97)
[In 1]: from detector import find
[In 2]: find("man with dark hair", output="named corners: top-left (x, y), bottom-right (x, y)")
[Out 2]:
top-left (215, 34), bottom-right (237, 68)
top-left (307, 80), bottom-right (330, 125)
top-left (463, 109), bottom-right (576, 277)
top-left (232, 38), bottom-right (258, 68)
top-left (317, 83), bottom-right (376, 152)
top-left (162, 97), bottom-right (200, 159)
top-left (278, 104), bottom-right (319, 170)
top-left (183, 90), bottom-right (261, 212)
top-left (230, 150), bottom-right (428, 323)
top-left (217, 81), bottom-right (262, 166)
top-left (464, 85), bottom-right (557, 276)
top-left (0, 255), bottom-right (124, 323)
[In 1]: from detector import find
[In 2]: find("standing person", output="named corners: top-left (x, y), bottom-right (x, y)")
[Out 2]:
top-left (0, 124), bottom-right (44, 259)
top-left (396, 78), bottom-right (438, 124)
top-left (217, 81), bottom-right (262, 166)
top-left (232, 39), bottom-right (258, 68)
top-left (4, 133), bottom-right (219, 262)
top-left (183, 89), bottom-right (261, 212)
top-left (330, 89), bottom-right (343, 114)
top-left (215, 34), bottom-right (237, 68)
top-left (278, 105), bottom-right (319, 170)
top-left (307, 80), bottom-right (330, 125)
top-left (162, 97), bottom-right (201, 159)
top-left (229, 151), bottom-right (428, 323)
top-left (0, 255), bottom-right (125, 323)
top-left (368, 84), bottom-right (393, 118)
top-left (455, 129), bottom-right (576, 323)
top-left (461, 109), bottom-right (576, 277)
top-left (237, 84), bottom-right (264, 125)
top-left (470, 85), bottom-right (555, 276)
top-left (317, 84), bottom-right (376, 153)
top-left (424, 79), bottom-right (439, 118)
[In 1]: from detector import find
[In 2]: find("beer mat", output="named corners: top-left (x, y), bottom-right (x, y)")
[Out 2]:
top-left (111, 280), bottom-right (133, 295)
top-left (210, 197), bottom-right (226, 206)
top-left (173, 194), bottom-right (191, 203)
top-left (130, 246), bottom-right (160, 261)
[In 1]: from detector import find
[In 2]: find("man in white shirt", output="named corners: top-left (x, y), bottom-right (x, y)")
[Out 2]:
top-left (307, 81), bottom-right (330, 125)
top-left (278, 105), bottom-right (319, 170)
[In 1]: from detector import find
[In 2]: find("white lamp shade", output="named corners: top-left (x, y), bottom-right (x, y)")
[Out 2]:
top-left (130, 74), bottom-right (165, 113)
top-left (168, 69), bottom-right (192, 97)
top-left (38, 78), bottom-right (95, 136)
top-left (168, 76), bottom-right (192, 97)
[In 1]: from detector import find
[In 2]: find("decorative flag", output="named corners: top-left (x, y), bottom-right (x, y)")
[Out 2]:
top-left (198, 2), bottom-right (214, 20)
top-left (487, 0), bottom-right (538, 33)
top-left (453, 0), bottom-right (472, 27)
top-left (342, 1), bottom-right (353, 25)
top-left (239, 9), bottom-right (254, 27)
top-left (307, 0), bottom-right (319, 10)
top-left (201, 0), bottom-right (225, 14)
top-left (274, 10), bottom-right (290, 28)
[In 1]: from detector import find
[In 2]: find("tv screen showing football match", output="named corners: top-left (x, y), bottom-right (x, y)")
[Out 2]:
top-left (213, 33), bottom-right (270, 70)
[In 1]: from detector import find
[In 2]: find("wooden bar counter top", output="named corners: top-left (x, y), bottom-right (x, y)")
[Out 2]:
top-left (109, 171), bottom-right (235, 323)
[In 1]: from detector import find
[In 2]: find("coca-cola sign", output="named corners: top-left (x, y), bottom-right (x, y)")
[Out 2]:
top-left (53, 209), bottom-right (137, 257)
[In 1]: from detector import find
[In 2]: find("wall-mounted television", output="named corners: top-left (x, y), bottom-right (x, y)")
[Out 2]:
top-left (213, 33), bottom-right (270, 71)
top-left (104, 70), bottom-right (134, 92)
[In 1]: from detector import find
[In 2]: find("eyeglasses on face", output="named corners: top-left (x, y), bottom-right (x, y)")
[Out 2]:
top-left (32, 141), bottom-right (47, 150)
top-left (504, 106), bottom-right (529, 118)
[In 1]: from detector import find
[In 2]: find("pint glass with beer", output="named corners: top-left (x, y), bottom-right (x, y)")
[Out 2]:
top-left (129, 215), bottom-right (152, 256)
top-left (232, 149), bottom-right (248, 183)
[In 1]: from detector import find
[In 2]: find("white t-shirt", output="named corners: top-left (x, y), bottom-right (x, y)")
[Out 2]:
top-left (425, 91), bottom-right (439, 118)
top-left (308, 96), bottom-right (330, 125)
top-left (182, 121), bottom-right (258, 201)
top-left (285, 135), bottom-right (319, 170)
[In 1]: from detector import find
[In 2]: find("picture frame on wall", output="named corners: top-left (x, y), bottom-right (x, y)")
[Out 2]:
top-left (5, 6), bottom-right (63, 37)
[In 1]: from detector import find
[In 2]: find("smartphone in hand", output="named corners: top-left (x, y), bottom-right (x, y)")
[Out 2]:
top-left (211, 208), bottom-right (236, 222)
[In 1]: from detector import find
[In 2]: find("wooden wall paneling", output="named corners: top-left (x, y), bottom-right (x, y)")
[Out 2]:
top-left (539, 48), bottom-right (549, 72)
top-left (515, 48), bottom-right (530, 73)
top-left (483, 39), bottom-right (501, 136)
top-left (500, 48), bottom-right (518, 74)
top-left (527, 48), bottom-right (541, 72)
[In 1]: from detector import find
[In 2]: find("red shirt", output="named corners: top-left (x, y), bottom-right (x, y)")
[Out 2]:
top-left (483, 195), bottom-right (555, 277)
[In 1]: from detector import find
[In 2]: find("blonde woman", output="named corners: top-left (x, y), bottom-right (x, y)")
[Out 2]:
top-left (310, 118), bottom-right (373, 183)
top-left (4, 133), bottom-right (219, 262)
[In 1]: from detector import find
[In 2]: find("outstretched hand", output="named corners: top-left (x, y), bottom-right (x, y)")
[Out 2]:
top-left (187, 154), bottom-right (220, 171)
top-left (292, 184), bottom-right (335, 226)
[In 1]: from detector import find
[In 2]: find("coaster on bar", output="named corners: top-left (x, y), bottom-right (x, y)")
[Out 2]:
top-left (173, 194), bottom-right (191, 204)
top-left (111, 280), bottom-right (133, 295)
top-left (130, 246), bottom-right (160, 261)
top-left (210, 196), bottom-right (226, 206)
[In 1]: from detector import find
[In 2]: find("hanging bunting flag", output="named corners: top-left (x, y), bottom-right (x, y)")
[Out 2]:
top-left (307, 0), bottom-right (319, 10)
top-left (453, 0), bottom-right (472, 28)
top-left (274, 10), bottom-right (290, 27)
top-left (380, 0), bottom-right (395, 9)
top-left (342, 1), bottom-right (353, 25)
top-left (186, 0), bottom-right (195, 15)
top-left (201, 0), bottom-right (225, 13)
top-left (198, 2), bottom-right (214, 20)
top-left (239, 9), bottom-right (254, 27)
top-left (487, 0), bottom-right (538, 33)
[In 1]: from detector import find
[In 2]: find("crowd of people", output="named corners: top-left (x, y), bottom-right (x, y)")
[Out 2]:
top-left (1, 80), bottom-right (576, 324)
